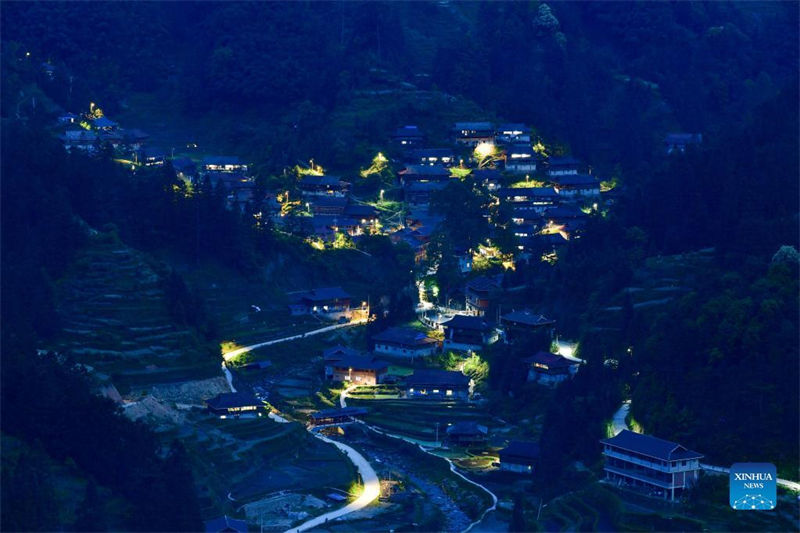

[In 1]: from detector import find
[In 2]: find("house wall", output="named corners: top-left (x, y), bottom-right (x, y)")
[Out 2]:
top-left (506, 161), bottom-right (537, 174)
top-left (374, 343), bottom-right (437, 358)
top-left (405, 386), bottom-right (468, 400)
top-left (330, 368), bottom-right (382, 385)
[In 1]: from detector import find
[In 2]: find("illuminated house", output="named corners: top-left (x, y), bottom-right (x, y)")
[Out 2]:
top-left (404, 369), bottom-right (471, 400)
top-left (601, 430), bottom-right (703, 501)
top-left (309, 196), bottom-right (347, 216)
top-left (442, 315), bottom-right (498, 352)
top-left (404, 181), bottom-right (447, 206)
top-left (499, 441), bottom-right (540, 473)
top-left (664, 133), bottom-right (702, 155)
top-left (454, 122), bottom-right (495, 146)
top-left (324, 352), bottom-right (388, 385)
top-left (504, 144), bottom-right (539, 174)
top-left (500, 310), bottom-right (555, 342)
top-left (299, 175), bottom-right (350, 197)
top-left (288, 286), bottom-right (352, 318)
top-left (495, 123), bottom-right (530, 144)
top-left (392, 125), bottom-right (424, 147)
top-left (372, 327), bottom-right (438, 359)
top-left (171, 157), bottom-right (197, 180)
top-left (554, 174), bottom-right (600, 198)
top-left (446, 421), bottom-right (488, 446)
top-left (408, 148), bottom-right (456, 167)
top-left (60, 129), bottom-right (99, 152)
top-left (202, 155), bottom-right (247, 173)
top-left (398, 164), bottom-right (451, 185)
top-left (205, 392), bottom-right (262, 417)
top-left (139, 147), bottom-right (166, 166)
top-left (472, 169), bottom-right (502, 191)
top-left (523, 351), bottom-right (579, 386)
top-left (499, 187), bottom-right (559, 214)
top-left (91, 116), bottom-right (118, 131)
top-left (546, 156), bottom-right (582, 177)
top-left (465, 275), bottom-right (501, 316)
top-left (310, 407), bottom-right (368, 427)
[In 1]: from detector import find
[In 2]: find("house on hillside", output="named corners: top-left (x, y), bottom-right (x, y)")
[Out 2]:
top-left (205, 392), bottom-right (262, 417)
top-left (664, 133), bottom-right (702, 155)
top-left (299, 175), bottom-right (350, 197)
top-left (408, 148), bottom-right (456, 167)
top-left (446, 421), bottom-right (488, 446)
top-left (523, 351), bottom-right (579, 385)
top-left (495, 123), bottom-right (529, 144)
top-left (60, 129), bottom-right (99, 152)
top-left (546, 156), bottom-right (582, 177)
top-left (121, 129), bottom-right (149, 151)
top-left (392, 125), bottom-right (424, 147)
top-left (504, 144), bottom-right (539, 174)
top-left (404, 369), bottom-right (471, 400)
top-left (139, 147), bottom-right (166, 166)
top-left (500, 310), bottom-right (555, 342)
top-left (324, 351), bottom-right (388, 385)
top-left (465, 276), bottom-right (501, 316)
top-left (309, 196), bottom-right (347, 216)
top-left (454, 122), bottom-right (495, 146)
top-left (554, 174), bottom-right (600, 198)
top-left (58, 112), bottom-right (78, 125)
top-left (172, 157), bottom-right (197, 181)
top-left (398, 164), bottom-right (451, 185)
top-left (288, 286), bottom-right (352, 319)
top-left (91, 116), bottom-right (118, 131)
top-left (204, 515), bottom-right (248, 533)
top-left (499, 441), bottom-right (540, 473)
top-left (601, 430), bottom-right (703, 501)
top-left (499, 187), bottom-right (559, 213)
top-left (372, 327), bottom-right (438, 359)
top-left (404, 181), bottom-right (447, 207)
top-left (472, 169), bottom-right (502, 191)
top-left (203, 156), bottom-right (247, 173)
top-left (442, 315), bottom-right (497, 352)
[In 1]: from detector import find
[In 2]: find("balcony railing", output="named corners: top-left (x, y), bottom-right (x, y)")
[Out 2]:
top-left (603, 449), bottom-right (698, 473)
top-left (604, 465), bottom-right (678, 489)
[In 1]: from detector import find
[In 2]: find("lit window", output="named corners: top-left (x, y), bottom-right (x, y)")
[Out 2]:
top-left (446, 390), bottom-right (453, 396)
top-left (433, 389), bottom-right (440, 394)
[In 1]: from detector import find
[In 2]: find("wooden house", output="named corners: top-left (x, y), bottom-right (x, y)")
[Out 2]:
top-left (372, 327), bottom-right (438, 359)
top-left (499, 441), bottom-right (540, 474)
top-left (205, 392), bottom-right (262, 417)
top-left (523, 351), bottom-right (579, 386)
top-left (454, 122), bottom-right (495, 146)
top-left (465, 276), bottom-right (501, 316)
top-left (404, 369), bottom-right (471, 400)
top-left (288, 286), bottom-right (351, 319)
top-left (442, 315), bottom-right (497, 352)
top-left (446, 421), bottom-right (488, 446)
top-left (546, 156), bottom-right (582, 177)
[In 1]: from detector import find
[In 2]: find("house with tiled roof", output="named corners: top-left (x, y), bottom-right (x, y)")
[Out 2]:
top-left (523, 351), bottom-right (579, 385)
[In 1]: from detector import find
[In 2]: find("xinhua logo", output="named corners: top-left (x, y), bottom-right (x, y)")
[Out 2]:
top-left (729, 463), bottom-right (777, 510)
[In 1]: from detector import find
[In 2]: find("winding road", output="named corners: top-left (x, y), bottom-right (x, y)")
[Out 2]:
top-left (222, 319), bottom-right (367, 361)
top-left (340, 386), bottom-right (498, 532)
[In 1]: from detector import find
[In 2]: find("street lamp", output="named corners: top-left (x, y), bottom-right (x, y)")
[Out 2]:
top-left (379, 189), bottom-right (385, 201)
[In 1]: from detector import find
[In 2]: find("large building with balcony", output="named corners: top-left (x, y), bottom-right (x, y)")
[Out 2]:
top-left (600, 430), bottom-right (703, 501)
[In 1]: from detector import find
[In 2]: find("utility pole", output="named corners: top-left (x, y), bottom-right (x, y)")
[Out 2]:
top-left (435, 422), bottom-right (440, 445)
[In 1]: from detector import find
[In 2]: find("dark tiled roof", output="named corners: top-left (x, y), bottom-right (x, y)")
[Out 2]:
top-left (496, 123), bottom-right (527, 132)
top-left (544, 206), bottom-right (585, 219)
top-left (406, 181), bottom-right (447, 192)
top-left (203, 155), bottom-right (242, 166)
top-left (505, 144), bottom-right (535, 156)
top-left (499, 440), bottom-right (540, 461)
top-left (328, 354), bottom-right (388, 372)
top-left (442, 315), bottom-right (492, 331)
top-left (323, 345), bottom-right (364, 360)
top-left (373, 327), bottom-right (437, 347)
top-left (499, 187), bottom-right (558, 199)
top-left (547, 156), bottom-right (581, 166)
top-left (556, 174), bottom-right (599, 187)
top-left (601, 430), bottom-right (704, 462)
top-left (204, 515), bottom-right (248, 533)
top-left (205, 392), bottom-right (261, 410)
top-left (409, 148), bottom-right (454, 159)
top-left (300, 175), bottom-right (346, 188)
top-left (393, 125), bottom-right (423, 138)
top-left (522, 351), bottom-right (574, 369)
top-left (343, 204), bottom-right (378, 218)
top-left (405, 369), bottom-right (470, 387)
top-left (303, 286), bottom-right (351, 301)
top-left (465, 275), bottom-right (501, 292)
top-left (454, 121), bottom-right (494, 131)
top-left (399, 165), bottom-right (451, 177)
top-left (502, 310), bottom-right (555, 327)
top-left (92, 116), bottom-right (117, 128)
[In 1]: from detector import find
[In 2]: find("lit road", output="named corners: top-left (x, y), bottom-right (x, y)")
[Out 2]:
top-left (222, 319), bottom-right (367, 361)
top-left (340, 387), bottom-right (497, 533)
top-left (610, 400), bottom-right (630, 436)
top-left (285, 434), bottom-right (380, 532)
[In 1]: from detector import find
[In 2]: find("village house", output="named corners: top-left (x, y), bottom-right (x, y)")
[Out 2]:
top-left (205, 392), bottom-right (262, 418)
top-left (342, 204), bottom-right (380, 235)
top-left (453, 247), bottom-right (473, 273)
top-left (495, 123), bottom-right (530, 144)
top-left (404, 181), bottom-right (447, 207)
top-left (204, 515), bottom-right (248, 533)
top-left (60, 129), bottom-right (99, 152)
top-left (501, 310), bottom-right (555, 342)
top-left (372, 327), bottom-right (439, 359)
top-left (398, 164), bottom-right (451, 185)
top-left (299, 175), bottom-right (350, 197)
top-left (441, 315), bottom-right (498, 352)
top-left (404, 369), bottom-right (471, 400)
top-left (288, 286), bottom-right (352, 319)
top-left (121, 129), bottom-right (149, 151)
top-left (504, 144), bottom-right (539, 174)
top-left (407, 148), bottom-right (456, 167)
top-left (465, 275), bottom-right (501, 316)
top-left (499, 187), bottom-right (559, 214)
top-left (498, 441), bottom-right (540, 474)
top-left (510, 209), bottom-right (545, 230)
top-left (57, 112), bottom-right (78, 125)
top-left (324, 350), bottom-right (389, 385)
top-left (171, 157), bottom-right (197, 181)
top-left (523, 351), bottom-right (580, 386)
top-left (454, 121), bottom-right (495, 146)
top-left (202, 155), bottom-right (247, 173)
top-left (392, 125), bottom-right (424, 147)
top-left (472, 168), bottom-right (502, 191)
top-left (446, 421), bottom-right (488, 446)
top-left (139, 147), bottom-right (166, 166)
top-left (664, 132), bottom-right (702, 154)
top-left (554, 174), bottom-right (601, 198)
top-left (310, 407), bottom-right (369, 427)
top-left (543, 205), bottom-right (586, 224)
top-left (91, 116), bottom-right (119, 131)
top-left (546, 156), bottom-right (582, 177)
top-left (390, 227), bottom-right (430, 264)
top-left (309, 196), bottom-right (347, 216)
top-left (601, 430), bottom-right (704, 501)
